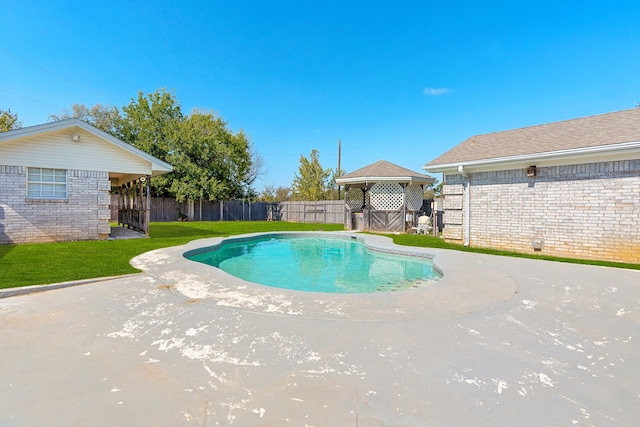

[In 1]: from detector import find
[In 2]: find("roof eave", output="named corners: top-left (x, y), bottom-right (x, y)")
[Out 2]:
top-left (423, 140), bottom-right (640, 173)
top-left (336, 176), bottom-right (434, 185)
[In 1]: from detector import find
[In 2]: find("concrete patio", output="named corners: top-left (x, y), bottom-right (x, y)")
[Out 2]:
top-left (1, 233), bottom-right (638, 426)
top-left (108, 225), bottom-right (146, 240)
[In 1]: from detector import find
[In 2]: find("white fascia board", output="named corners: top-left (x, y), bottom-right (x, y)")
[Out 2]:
top-left (0, 121), bottom-right (65, 140)
top-left (423, 140), bottom-right (640, 174)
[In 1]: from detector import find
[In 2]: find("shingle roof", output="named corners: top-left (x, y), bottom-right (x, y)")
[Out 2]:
top-left (336, 160), bottom-right (433, 184)
top-left (424, 108), bottom-right (640, 168)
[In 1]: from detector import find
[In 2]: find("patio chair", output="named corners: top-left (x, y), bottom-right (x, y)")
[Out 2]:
top-left (411, 215), bottom-right (432, 235)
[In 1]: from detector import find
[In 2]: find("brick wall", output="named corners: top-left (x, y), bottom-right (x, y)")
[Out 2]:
top-left (0, 166), bottom-right (111, 244)
top-left (442, 160), bottom-right (640, 263)
top-left (442, 183), bottom-right (464, 240)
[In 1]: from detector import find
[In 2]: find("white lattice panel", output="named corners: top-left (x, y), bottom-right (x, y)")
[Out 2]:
top-left (370, 182), bottom-right (403, 210)
top-left (405, 184), bottom-right (423, 211)
top-left (346, 187), bottom-right (366, 210)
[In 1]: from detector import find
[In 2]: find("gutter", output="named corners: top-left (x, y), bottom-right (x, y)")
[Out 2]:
top-left (423, 140), bottom-right (640, 173)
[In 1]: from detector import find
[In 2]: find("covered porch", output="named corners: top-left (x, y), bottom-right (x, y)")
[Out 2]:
top-left (106, 147), bottom-right (172, 237)
top-left (110, 175), bottom-right (152, 236)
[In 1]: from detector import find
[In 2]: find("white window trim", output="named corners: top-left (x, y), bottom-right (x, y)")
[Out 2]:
top-left (27, 167), bottom-right (67, 200)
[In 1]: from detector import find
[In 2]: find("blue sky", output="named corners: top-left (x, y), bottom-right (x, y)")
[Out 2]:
top-left (2, 1), bottom-right (639, 191)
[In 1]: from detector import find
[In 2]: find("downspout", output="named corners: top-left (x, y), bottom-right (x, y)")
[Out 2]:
top-left (401, 183), bottom-right (407, 233)
top-left (458, 165), bottom-right (470, 246)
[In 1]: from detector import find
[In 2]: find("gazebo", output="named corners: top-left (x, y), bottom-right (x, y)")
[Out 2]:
top-left (336, 160), bottom-right (434, 232)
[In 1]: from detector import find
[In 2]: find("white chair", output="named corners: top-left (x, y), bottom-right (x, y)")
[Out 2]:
top-left (411, 215), bottom-right (432, 235)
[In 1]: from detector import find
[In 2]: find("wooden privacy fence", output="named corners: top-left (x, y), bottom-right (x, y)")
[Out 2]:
top-left (109, 196), bottom-right (345, 224)
top-left (266, 200), bottom-right (344, 223)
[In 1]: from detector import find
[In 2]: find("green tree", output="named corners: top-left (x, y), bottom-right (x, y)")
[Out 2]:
top-left (48, 103), bottom-right (121, 135)
top-left (260, 185), bottom-right (291, 202)
top-left (222, 127), bottom-right (254, 198)
top-left (260, 184), bottom-right (277, 202)
top-left (117, 89), bottom-right (184, 197)
top-left (244, 142), bottom-right (265, 198)
top-left (423, 176), bottom-right (442, 199)
top-left (168, 109), bottom-right (255, 202)
top-left (47, 88), bottom-right (263, 202)
top-left (117, 90), bottom-right (263, 201)
top-left (275, 186), bottom-right (292, 201)
top-left (291, 149), bottom-right (332, 201)
top-left (0, 108), bottom-right (22, 132)
top-left (118, 88), bottom-right (183, 163)
top-left (326, 167), bottom-right (347, 200)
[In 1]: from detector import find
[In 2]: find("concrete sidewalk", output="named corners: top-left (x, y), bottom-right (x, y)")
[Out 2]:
top-left (1, 233), bottom-right (639, 426)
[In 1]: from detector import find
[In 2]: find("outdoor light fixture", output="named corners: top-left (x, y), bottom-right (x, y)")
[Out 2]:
top-left (72, 134), bottom-right (81, 142)
top-left (526, 166), bottom-right (537, 177)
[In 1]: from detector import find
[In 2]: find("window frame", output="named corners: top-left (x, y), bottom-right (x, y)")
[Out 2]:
top-left (27, 167), bottom-right (67, 200)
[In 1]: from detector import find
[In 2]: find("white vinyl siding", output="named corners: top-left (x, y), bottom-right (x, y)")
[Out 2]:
top-left (0, 129), bottom-right (152, 174)
top-left (27, 167), bottom-right (67, 199)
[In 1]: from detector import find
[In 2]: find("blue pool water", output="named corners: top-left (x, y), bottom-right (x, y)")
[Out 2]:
top-left (186, 234), bottom-right (441, 293)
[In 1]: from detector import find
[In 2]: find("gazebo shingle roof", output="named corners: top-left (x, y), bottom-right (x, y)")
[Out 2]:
top-left (337, 160), bottom-right (433, 185)
top-left (424, 108), bottom-right (640, 168)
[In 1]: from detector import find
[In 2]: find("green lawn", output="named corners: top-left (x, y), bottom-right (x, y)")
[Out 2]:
top-left (387, 233), bottom-right (640, 271)
top-left (1, 222), bottom-right (637, 290)
top-left (0, 221), bottom-right (343, 289)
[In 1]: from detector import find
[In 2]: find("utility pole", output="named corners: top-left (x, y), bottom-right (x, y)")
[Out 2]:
top-left (337, 138), bottom-right (342, 199)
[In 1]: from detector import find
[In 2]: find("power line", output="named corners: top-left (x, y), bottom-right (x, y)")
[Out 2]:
top-left (252, 136), bottom-right (332, 144)
top-left (340, 152), bottom-right (370, 166)
top-left (340, 139), bottom-right (379, 160)
top-left (0, 88), bottom-right (62, 109)
top-left (0, 49), bottom-right (122, 104)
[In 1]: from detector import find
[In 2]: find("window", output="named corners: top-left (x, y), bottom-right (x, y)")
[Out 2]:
top-left (27, 168), bottom-right (67, 199)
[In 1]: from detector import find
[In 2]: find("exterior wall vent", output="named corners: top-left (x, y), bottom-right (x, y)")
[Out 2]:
top-left (531, 238), bottom-right (544, 251)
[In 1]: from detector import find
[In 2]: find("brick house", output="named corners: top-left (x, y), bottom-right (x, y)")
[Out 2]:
top-left (423, 108), bottom-right (640, 263)
top-left (0, 119), bottom-right (172, 244)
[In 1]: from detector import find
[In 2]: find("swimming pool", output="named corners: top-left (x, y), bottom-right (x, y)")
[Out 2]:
top-left (185, 233), bottom-right (441, 293)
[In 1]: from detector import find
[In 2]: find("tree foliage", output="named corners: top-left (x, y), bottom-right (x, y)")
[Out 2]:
top-left (291, 149), bottom-right (332, 201)
top-left (48, 88), bottom-right (263, 201)
top-left (118, 89), bottom-right (183, 163)
top-left (423, 176), bottom-right (442, 199)
top-left (115, 89), bottom-right (261, 201)
top-left (326, 167), bottom-right (347, 200)
top-left (260, 185), bottom-right (291, 202)
top-left (167, 109), bottom-right (255, 202)
top-left (275, 186), bottom-right (292, 201)
top-left (0, 108), bottom-right (22, 132)
top-left (48, 103), bottom-right (121, 135)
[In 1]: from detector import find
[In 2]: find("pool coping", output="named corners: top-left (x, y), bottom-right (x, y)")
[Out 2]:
top-left (131, 231), bottom-right (519, 320)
